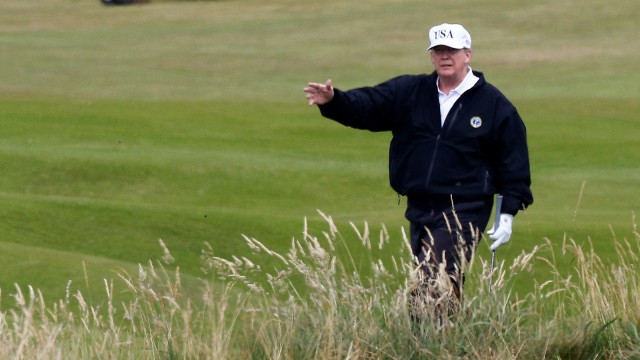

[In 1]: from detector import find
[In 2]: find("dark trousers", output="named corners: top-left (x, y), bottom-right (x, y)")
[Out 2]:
top-left (406, 196), bottom-right (493, 296)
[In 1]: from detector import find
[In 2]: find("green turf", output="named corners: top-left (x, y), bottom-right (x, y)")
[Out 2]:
top-left (0, 0), bottom-right (638, 301)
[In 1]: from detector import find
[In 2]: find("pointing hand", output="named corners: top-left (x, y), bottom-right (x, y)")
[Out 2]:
top-left (304, 79), bottom-right (334, 106)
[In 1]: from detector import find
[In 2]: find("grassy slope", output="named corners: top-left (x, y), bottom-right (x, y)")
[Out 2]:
top-left (0, 0), bottom-right (638, 300)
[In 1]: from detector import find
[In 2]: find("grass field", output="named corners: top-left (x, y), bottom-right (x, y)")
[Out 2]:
top-left (1, 0), bottom-right (639, 357)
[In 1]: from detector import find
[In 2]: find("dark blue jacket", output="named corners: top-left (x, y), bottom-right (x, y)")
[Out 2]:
top-left (318, 71), bottom-right (533, 215)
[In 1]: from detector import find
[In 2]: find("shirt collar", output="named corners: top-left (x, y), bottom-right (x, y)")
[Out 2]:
top-left (437, 67), bottom-right (479, 96)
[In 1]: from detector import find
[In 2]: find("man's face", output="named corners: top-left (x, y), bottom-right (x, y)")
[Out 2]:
top-left (430, 46), bottom-right (472, 82)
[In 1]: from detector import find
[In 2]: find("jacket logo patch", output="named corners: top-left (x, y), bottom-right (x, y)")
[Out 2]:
top-left (470, 116), bottom-right (482, 128)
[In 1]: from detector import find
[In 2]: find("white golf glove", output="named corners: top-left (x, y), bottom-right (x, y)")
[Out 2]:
top-left (487, 214), bottom-right (513, 251)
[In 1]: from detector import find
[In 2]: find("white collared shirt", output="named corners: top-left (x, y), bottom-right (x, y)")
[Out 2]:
top-left (437, 67), bottom-right (479, 126)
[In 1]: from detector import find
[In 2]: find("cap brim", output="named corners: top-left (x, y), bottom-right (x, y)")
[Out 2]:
top-left (428, 41), bottom-right (465, 50)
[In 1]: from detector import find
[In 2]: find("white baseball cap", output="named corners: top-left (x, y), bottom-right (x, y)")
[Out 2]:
top-left (427, 23), bottom-right (472, 50)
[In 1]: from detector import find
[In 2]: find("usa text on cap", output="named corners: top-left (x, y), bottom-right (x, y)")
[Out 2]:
top-left (428, 23), bottom-right (472, 50)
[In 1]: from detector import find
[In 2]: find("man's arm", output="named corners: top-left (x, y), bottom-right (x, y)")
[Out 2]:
top-left (304, 77), bottom-right (405, 132)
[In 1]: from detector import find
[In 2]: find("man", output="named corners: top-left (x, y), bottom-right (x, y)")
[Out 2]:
top-left (304, 23), bottom-right (533, 313)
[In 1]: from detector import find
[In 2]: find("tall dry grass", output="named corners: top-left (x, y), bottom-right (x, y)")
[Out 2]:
top-left (0, 211), bottom-right (639, 359)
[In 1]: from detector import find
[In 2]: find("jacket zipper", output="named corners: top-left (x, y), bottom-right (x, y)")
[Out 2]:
top-left (424, 134), bottom-right (440, 189)
top-left (424, 103), bottom-right (462, 189)
top-left (444, 103), bottom-right (463, 136)
top-left (484, 170), bottom-right (490, 192)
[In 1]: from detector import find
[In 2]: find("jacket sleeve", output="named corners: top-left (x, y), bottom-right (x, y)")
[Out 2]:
top-left (317, 78), bottom-right (404, 132)
top-left (493, 99), bottom-right (534, 216)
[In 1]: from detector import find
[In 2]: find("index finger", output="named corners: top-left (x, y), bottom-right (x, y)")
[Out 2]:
top-left (306, 82), bottom-right (326, 89)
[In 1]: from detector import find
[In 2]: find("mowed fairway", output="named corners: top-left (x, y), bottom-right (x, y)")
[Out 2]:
top-left (1, 0), bottom-right (639, 301)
